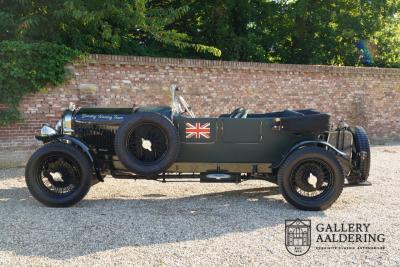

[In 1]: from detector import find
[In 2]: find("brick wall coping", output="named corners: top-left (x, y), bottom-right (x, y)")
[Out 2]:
top-left (82, 54), bottom-right (400, 76)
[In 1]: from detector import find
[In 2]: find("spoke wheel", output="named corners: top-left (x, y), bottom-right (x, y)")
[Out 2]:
top-left (348, 126), bottom-right (370, 184)
top-left (114, 112), bottom-right (180, 176)
top-left (126, 123), bottom-right (168, 164)
top-left (290, 159), bottom-right (334, 199)
top-left (37, 154), bottom-right (82, 197)
top-left (278, 147), bottom-right (344, 211)
top-left (25, 143), bottom-right (92, 207)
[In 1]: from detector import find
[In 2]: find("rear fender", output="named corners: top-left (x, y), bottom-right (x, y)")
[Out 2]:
top-left (273, 140), bottom-right (349, 170)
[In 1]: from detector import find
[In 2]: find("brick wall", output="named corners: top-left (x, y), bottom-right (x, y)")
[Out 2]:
top-left (1, 54), bottom-right (399, 167)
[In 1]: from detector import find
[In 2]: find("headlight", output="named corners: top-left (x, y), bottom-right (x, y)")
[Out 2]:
top-left (55, 119), bottom-right (62, 132)
top-left (40, 124), bottom-right (57, 137)
top-left (62, 110), bottom-right (74, 135)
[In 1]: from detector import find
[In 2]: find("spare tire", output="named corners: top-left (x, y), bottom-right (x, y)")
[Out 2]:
top-left (115, 112), bottom-right (180, 175)
top-left (348, 126), bottom-right (370, 183)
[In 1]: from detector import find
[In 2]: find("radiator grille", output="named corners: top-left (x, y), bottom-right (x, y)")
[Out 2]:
top-left (73, 123), bottom-right (118, 153)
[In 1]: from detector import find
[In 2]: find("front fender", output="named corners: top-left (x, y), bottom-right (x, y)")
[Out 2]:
top-left (58, 135), bottom-right (94, 162)
top-left (36, 134), bottom-right (102, 181)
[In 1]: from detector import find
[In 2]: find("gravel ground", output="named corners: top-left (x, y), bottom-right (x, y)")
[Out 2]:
top-left (0, 145), bottom-right (399, 266)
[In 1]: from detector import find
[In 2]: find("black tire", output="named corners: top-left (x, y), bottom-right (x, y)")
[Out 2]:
top-left (348, 126), bottom-right (370, 184)
top-left (115, 112), bottom-right (180, 175)
top-left (25, 143), bottom-right (92, 207)
top-left (278, 147), bottom-right (344, 211)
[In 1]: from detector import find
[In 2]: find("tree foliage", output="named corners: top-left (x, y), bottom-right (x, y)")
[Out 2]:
top-left (161, 0), bottom-right (400, 66)
top-left (0, 0), bottom-right (399, 125)
top-left (0, 41), bottom-right (81, 125)
top-left (0, 0), bottom-right (221, 56)
top-left (0, 0), bottom-right (221, 125)
top-left (3, 0), bottom-right (398, 66)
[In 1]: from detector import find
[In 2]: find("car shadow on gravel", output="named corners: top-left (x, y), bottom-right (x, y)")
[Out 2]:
top-left (0, 185), bottom-right (325, 260)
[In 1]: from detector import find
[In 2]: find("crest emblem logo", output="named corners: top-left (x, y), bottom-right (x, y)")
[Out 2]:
top-left (285, 219), bottom-right (311, 256)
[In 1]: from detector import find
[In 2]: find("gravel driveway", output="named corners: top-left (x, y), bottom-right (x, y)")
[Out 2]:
top-left (0, 145), bottom-right (399, 266)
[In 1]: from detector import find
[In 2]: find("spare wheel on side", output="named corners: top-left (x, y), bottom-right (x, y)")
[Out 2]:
top-left (114, 112), bottom-right (180, 175)
top-left (348, 126), bottom-right (371, 183)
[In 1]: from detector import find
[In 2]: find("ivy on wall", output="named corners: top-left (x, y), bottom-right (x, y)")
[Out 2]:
top-left (0, 41), bottom-right (81, 126)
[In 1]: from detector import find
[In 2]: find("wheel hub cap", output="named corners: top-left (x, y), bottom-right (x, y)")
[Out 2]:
top-left (141, 138), bottom-right (153, 152)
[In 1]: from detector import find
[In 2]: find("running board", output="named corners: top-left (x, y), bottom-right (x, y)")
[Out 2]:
top-left (344, 181), bottom-right (372, 187)
top-left (110, 171), bottom-right (248, 183)
top-left (200, 173), bottom-right (240, 183)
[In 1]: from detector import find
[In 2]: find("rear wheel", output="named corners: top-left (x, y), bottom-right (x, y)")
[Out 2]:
top-left (278, 147), bottom-right (344, 211)
top-left (25, 143), bottom-right (92, 207)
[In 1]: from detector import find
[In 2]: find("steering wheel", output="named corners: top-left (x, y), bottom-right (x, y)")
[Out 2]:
top-left (178, 96), bottom-right (196, 118)
top-left (229, 107), bottom-right (244, 118)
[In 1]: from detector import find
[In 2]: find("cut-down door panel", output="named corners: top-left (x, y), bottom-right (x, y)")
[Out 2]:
top-left (221, 119), bottom-right (262, 143)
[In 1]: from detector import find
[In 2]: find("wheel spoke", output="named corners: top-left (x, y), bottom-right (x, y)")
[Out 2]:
top-left (38, 155), bottom-right (81, 197)
top-left (290, 159), bottom-right (333, 199)
top-left (127, 123), bottom-right (168, 163)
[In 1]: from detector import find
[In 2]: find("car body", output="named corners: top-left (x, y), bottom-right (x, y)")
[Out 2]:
top-left (26, 86), bottom-right (371, 210)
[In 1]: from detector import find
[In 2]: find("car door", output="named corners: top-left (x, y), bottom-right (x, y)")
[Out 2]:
top-left (174, 116), bottom-right (221, 162)
top-left (220, 118), bottom-right (262, 144)
top-left (174, 116), bottom-right (264, 163)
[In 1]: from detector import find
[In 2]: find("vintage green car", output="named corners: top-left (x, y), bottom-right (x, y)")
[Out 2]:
top-left (25, 86), bottom-right (370, 210)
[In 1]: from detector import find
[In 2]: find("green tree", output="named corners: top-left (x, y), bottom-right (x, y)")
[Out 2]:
top-left (0, 0), bottom-right (221, 56)
top-left (0, 0), bottom-right (221, 124)
top-left (158, 0), bottom-right (399, 66)
top-left (0, 41), bottom-right (80, 125)
top-left (373, 0), bottom-right (400, 67)
top-left (277, 0), bottom-right (399, 66)
top-left (1, 0), bottom-right (398, 65)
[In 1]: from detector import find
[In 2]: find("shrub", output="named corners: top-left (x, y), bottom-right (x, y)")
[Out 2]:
top-left (0, 41), bottom-right (81, 126)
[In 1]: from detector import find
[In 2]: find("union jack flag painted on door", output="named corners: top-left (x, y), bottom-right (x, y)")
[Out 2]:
top-left (185, 122), bottom-right (210, 139)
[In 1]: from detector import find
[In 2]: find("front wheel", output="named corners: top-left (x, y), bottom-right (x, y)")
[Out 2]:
top-left (278, 147), bottom-right (344, 211)
top-left (25, 143), bottom-right (93, 207)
